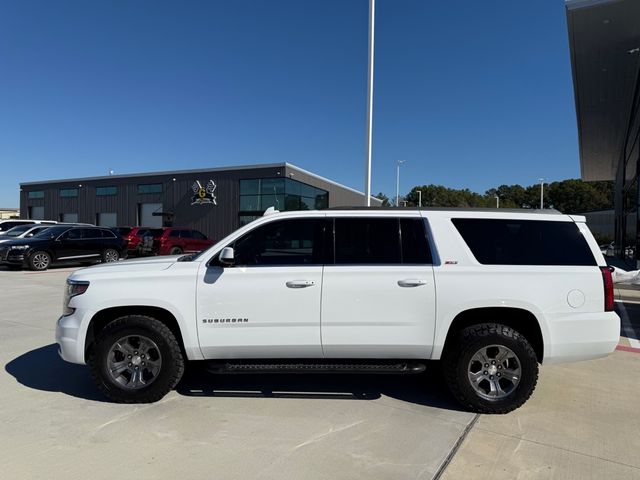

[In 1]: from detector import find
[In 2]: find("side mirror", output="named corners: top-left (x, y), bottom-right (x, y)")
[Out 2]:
top-left (219, 247), bottom-right (235, 266)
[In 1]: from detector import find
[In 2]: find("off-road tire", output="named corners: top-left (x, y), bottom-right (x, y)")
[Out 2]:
top-left (89, 315), bottom-right (184, 403)
top-left (442, 323), bottom-right (539, 414)
top-left (28, 251), bottom-right (51, 271)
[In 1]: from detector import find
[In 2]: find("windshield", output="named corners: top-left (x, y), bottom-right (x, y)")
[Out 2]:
top-left (5, 225), bottom-right (33, 237)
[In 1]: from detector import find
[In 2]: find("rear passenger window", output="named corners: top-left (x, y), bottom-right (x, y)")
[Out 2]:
top-left (401, 218), bottom-right (432, 264)
top-left (451, 219), bottom-right (596, 266)
top-left (169, 230), bottom-right (180, 238)
top-left (334, 218), bottom-right (401, 264)
top-left (180, 230), bottom-right (193, 238)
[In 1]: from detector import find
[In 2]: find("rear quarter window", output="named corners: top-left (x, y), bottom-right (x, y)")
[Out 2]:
top-left (451, 218), bottom-right (596, 266)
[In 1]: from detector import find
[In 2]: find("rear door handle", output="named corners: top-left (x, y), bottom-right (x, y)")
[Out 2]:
top-left (286, 280), bottom-right (316, 288)
top-left (397, 279), bottom-right (427, 287)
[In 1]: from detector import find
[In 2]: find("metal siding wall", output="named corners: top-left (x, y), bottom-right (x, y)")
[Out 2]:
top-left (20, 166), bottom-right (286, 240)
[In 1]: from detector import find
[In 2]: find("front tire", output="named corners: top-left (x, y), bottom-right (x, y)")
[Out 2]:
top-left (89, 315), bottom-right (185, 403)
top-left (29, 251), bottom-right (51, 271)
top-left (442, 323), bottom-right (538, 414)
top-left (169, 246), bottom-right (183, 255)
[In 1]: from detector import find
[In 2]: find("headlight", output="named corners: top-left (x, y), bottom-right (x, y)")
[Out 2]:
top-left (62, 279), bottom-right (90, 316)
top-left (10, 245), bottom-right (30, 250)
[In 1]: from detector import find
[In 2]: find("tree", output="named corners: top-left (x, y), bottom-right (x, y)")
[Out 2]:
top-left (374, 192), bottom-right (391, 207)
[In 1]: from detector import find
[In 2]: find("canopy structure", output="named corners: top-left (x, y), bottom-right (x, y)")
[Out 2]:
top-left (566, 0), bottom-right (640, 259)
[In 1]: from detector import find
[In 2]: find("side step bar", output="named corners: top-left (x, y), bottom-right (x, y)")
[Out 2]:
top-left (205, 360), bottom-right (427, 375)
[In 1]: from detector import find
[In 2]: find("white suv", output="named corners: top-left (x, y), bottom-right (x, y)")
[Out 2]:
top-left (55, 208), bottom-right (620, 413)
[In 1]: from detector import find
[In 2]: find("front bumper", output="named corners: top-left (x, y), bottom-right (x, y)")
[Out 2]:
top-left (55, 308), bottom-right (94, 365)
top-left (0, 246), bottom-right (27, 266)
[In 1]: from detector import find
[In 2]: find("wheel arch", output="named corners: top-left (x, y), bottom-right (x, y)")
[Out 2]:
top-left (85, 306), bottom-right (186, 362)
top-left (442, 307), bottom-right (544, 363)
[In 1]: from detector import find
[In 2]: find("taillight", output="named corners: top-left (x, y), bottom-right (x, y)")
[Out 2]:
top-left (600, 266), bottom-right (615, 312)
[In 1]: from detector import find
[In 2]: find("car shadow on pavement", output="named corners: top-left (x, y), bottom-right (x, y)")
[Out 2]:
top-left (4, 343), bottom-right (108, 402)
top-left (176, 361), bottom-right (466, 411)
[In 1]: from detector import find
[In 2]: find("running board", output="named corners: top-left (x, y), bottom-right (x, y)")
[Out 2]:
top-left (205, 360), bottom-right (427, 375)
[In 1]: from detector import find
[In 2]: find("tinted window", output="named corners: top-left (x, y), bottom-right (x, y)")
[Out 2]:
top-left (451, 219), bottom-right (596, 266)
top-left (97, 186), bottom-right (117, 196)
top-left (101, 229), bottom-right (117, 238)
top-left (146, 229), bottom-right (164, 237)
top-left (60, 188), bottom-right (78, 197)
top-left (61, 229), bottom-right (81, 240)
top-left (233, 219), bottom-right (325, 266)
top-left (169, 230), bottom-right (181, 238)
top-left (180, 230), bottom-right (193, 238)
top-left (334, 218), bottom-right (401, 264)
top-left (0, 221), bottom-right (30, 231)
top-left (138, 184), bottom-right (163, 194)
top-left (79, 228), bottom-right (100, 239)
top-left (28, 191), bottom-right (44, 199)
top-left (401, 218), bottom-right (432, 264)
top-left (114, 227), bottom-right (132, 236)
top-left (135, 229), bottom-right (148, 237)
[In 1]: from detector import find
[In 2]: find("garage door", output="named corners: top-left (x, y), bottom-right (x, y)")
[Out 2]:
top-left (61, 213), bottom-right (78, 223)
top-left (29, 206), bottom-right (44, 220)
top-left (139, 203), bottom-right (163, 227)
top-left (97, 213), bottom-right (117, 227)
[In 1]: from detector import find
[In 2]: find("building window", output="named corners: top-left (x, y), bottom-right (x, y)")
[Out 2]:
top-left (60, 188), bottom-right (79, 198)
top-left (239, 178), bottom-right (328, 218)
top-left (138, 183), bottom-right (163, 194)
top-left (28, 191), bottom-right (44, 199)
top-left (28, 206), bottom-right (45, 219)
top-left (97, 186), bottom-right (118, 196)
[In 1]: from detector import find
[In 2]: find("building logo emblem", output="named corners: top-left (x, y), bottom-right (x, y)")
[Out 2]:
top-left (191, 180), bottom-right (217, 205)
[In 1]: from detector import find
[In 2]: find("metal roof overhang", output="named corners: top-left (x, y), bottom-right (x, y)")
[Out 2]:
top-left (566, 0), bottom-right (640, 181)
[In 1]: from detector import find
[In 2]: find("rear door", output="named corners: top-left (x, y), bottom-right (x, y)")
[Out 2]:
top-left (320, 215), bottom-right (436, 358)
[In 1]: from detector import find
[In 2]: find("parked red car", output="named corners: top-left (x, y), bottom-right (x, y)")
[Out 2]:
top-left (113, 227), bottom-right (152, 255)
top-left (140, 228), bottom-right (214, 255)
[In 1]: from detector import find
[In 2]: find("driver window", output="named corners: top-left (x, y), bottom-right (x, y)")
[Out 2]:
top-left (232, 219), bottom-right (325, 266)
top-left (61, 229), bottom-right (81, 240)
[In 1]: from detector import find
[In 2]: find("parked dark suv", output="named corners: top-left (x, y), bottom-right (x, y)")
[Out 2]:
top-left (0, 225), bottom-right (125, 271)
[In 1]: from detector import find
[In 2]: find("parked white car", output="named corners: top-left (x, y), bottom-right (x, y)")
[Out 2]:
top-left (0, 219), bottom-right (56, 235)
top-left (56, 208), bottom-right (620, 413)
top-left (0, 224), bottom-right (52, 243)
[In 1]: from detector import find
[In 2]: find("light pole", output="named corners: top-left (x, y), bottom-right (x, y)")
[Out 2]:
top-left (495, 195), bottom-right (499, 208)
top-left (418, 190), bottom-right (422, 208)
top-left (396, 160), bottom-right (405, 207)
top-left (363, 0), bottom-right (375, 206)
top-left (539, 178), bottom-right (544, 209)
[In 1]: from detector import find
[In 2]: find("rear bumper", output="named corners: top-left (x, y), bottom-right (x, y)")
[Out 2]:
top-left (544, 311), bottom-right (620, 364)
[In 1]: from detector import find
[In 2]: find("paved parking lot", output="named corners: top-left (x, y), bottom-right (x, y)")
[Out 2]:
top-left (1, 265), bottom-right (639, 479)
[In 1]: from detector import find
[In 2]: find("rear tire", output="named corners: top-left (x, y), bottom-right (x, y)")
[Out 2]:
top-left (88, 315), bottom-right (185, 403)
top-left (28, 251), bottom-right (51, 271)
top-left (102, 248), bottom-right (119, 263)
top-left (442, 323), bottom-right (538, 414)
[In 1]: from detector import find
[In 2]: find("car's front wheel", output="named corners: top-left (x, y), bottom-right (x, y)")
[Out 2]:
top-left (28, 251), bottom-right (51, 271)
top-left (89, 315), bottom-right (185, 403)
top-left (169, 246), bottom-right (183, 255)
top-left (442, 323), bottom-right (539, 414)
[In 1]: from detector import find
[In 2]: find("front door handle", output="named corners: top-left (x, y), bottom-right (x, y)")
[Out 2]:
top-left (398, 279), bottom-right (427, 287)
top-left (286, 280), bottom-right (316, 288)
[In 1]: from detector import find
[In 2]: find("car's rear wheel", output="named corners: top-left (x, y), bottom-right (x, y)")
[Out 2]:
top-left (169, 246), bottom-right (183, 255)
top-left (89, 315), bottom-right (185, 403)
top-left (29, 251), bottom-right (51, 271)
top-left (102, 248), bottom-right (119, 263)
top-left (442, 323), bottom-right (538, 414)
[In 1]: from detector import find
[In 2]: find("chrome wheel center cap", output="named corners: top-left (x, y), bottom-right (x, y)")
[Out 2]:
top-left (131, 356), bottom-right (142, 366)
top-left (488, 365), bottom-right (498, 376)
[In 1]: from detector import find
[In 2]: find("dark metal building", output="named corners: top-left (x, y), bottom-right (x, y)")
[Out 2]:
top-left (20, 163), bottom-right (381, 241)
top-left (566, 0), bottom-right (640, 263)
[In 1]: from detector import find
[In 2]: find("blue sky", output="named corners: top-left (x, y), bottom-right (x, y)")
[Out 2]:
top-left (0, 0), bottom-right (578, 207)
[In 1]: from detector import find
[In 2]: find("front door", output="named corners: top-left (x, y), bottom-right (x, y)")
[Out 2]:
top-left (321, 216), bottom-right (437, 358)
top-left (196, 217), bottom-right (328, 359)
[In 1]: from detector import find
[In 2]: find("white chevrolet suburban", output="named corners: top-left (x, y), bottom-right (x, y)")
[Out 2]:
top-left (55, 208), bottom-right (620, 413)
